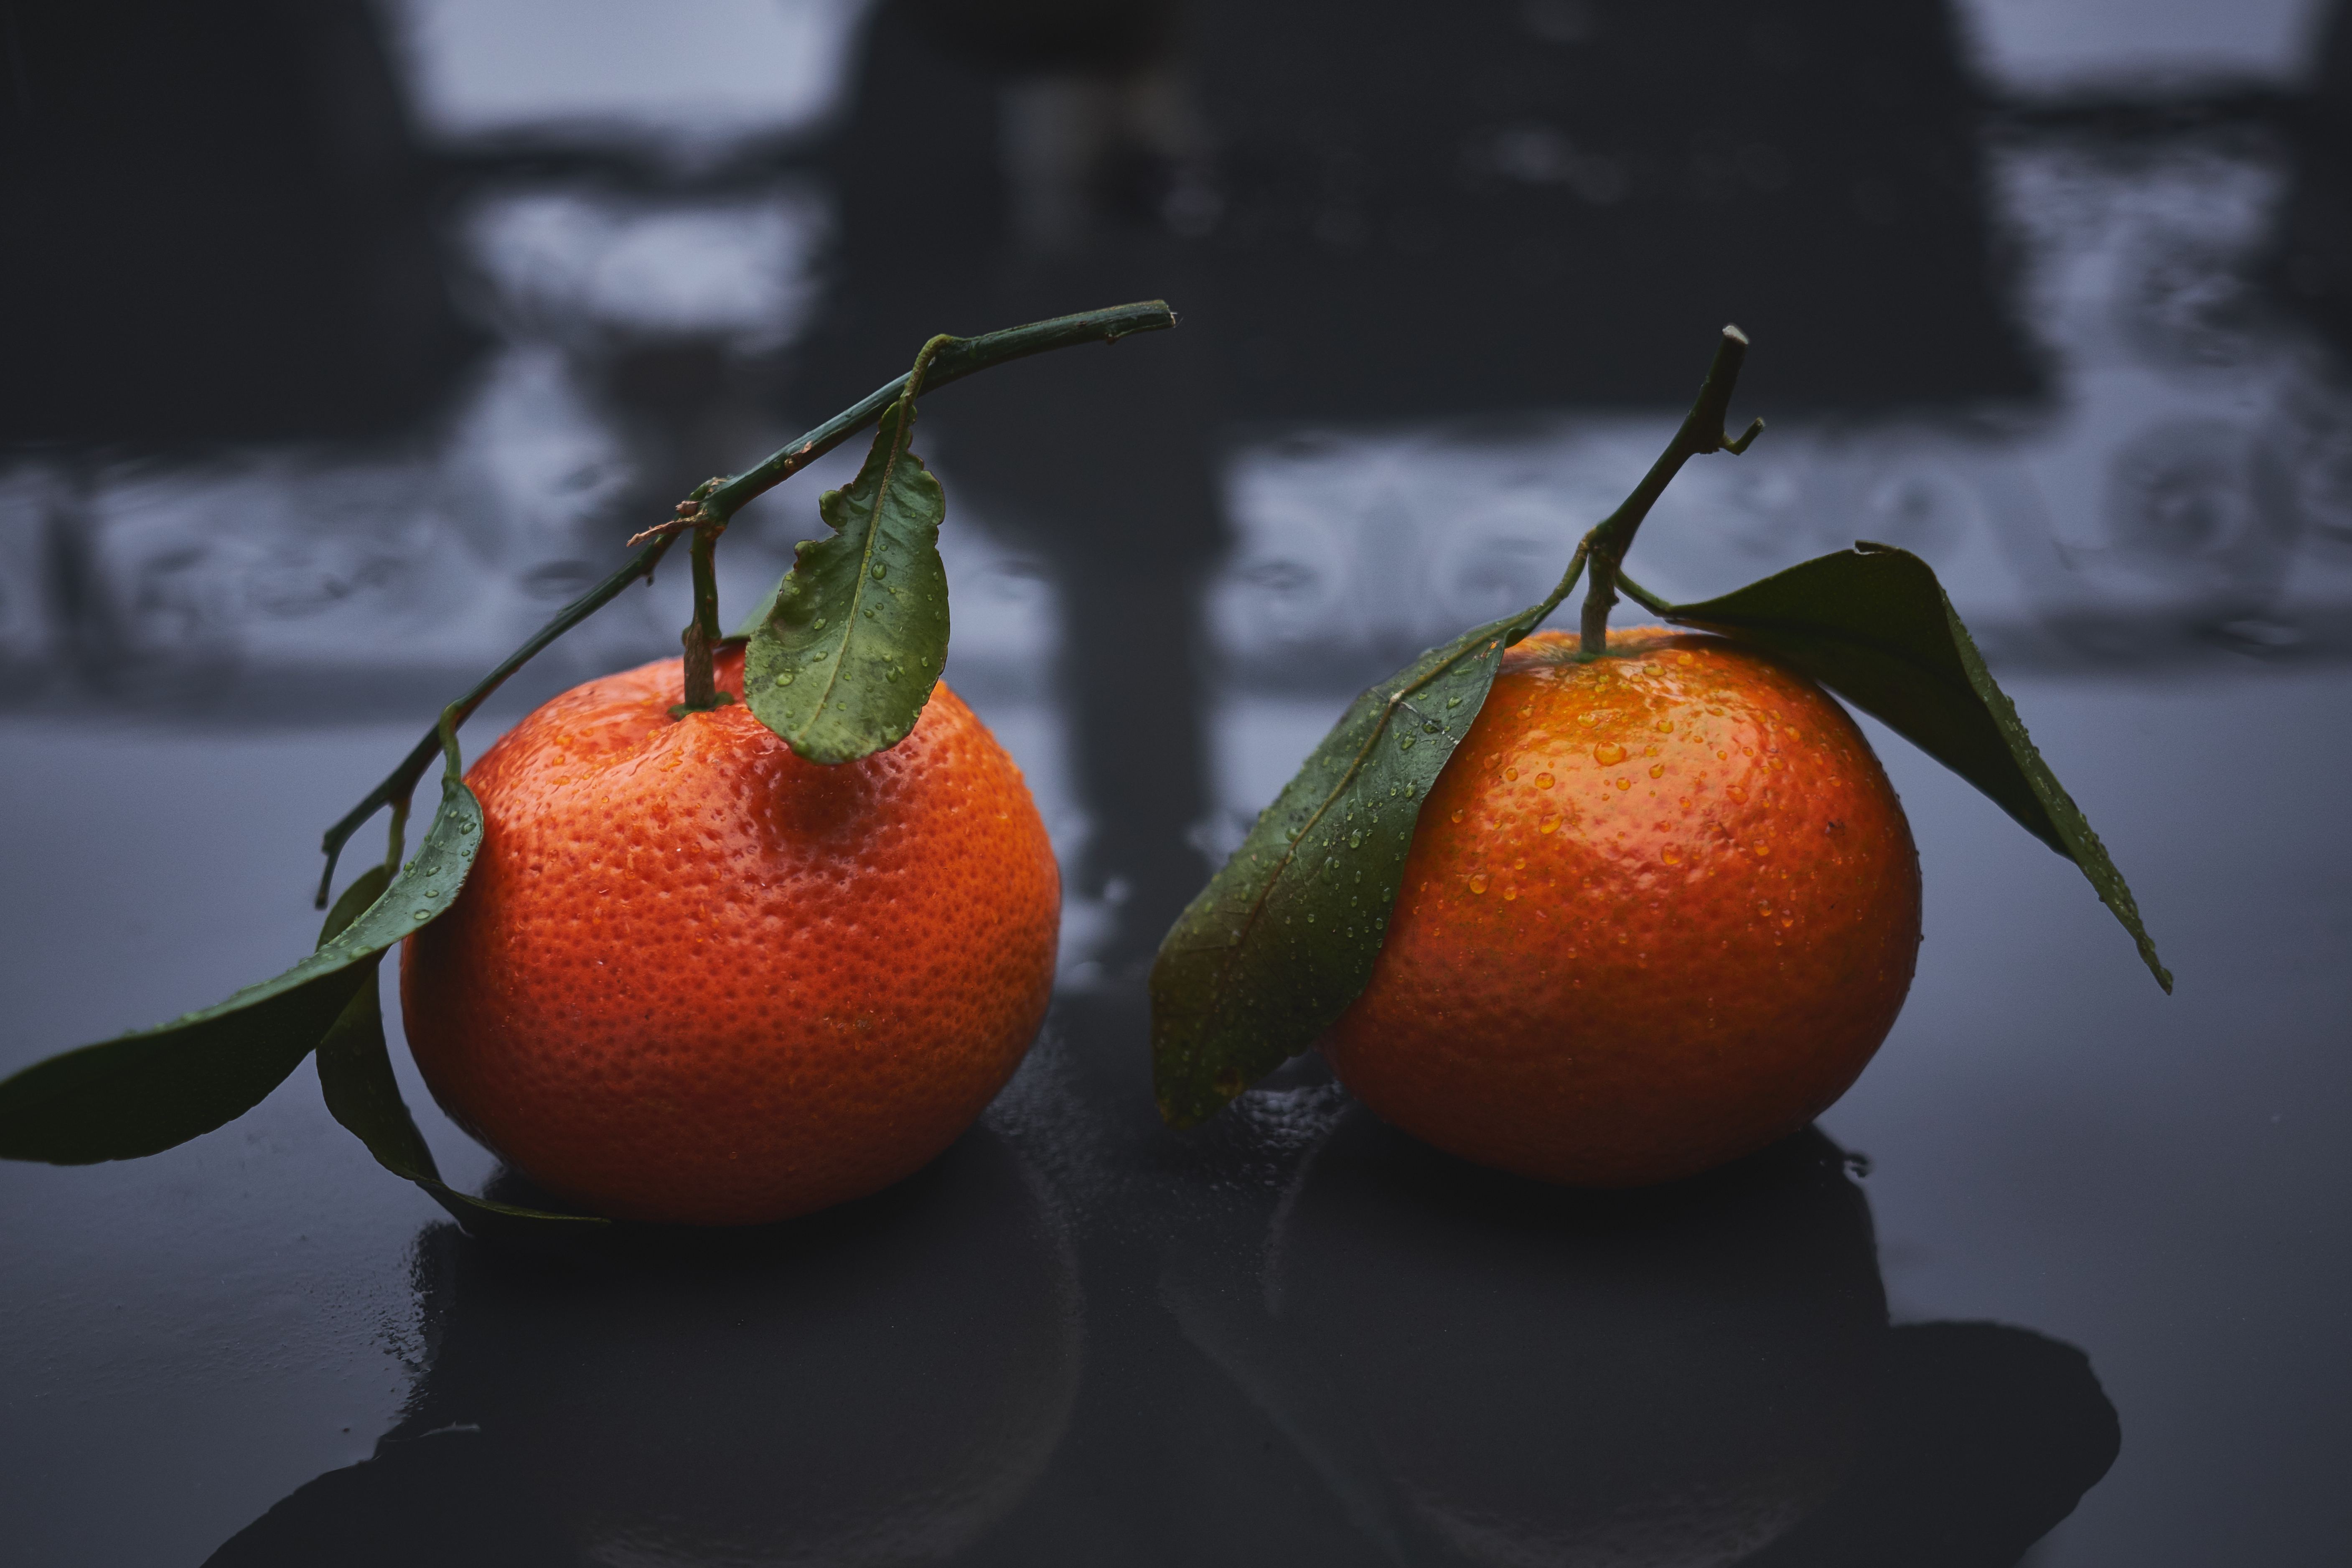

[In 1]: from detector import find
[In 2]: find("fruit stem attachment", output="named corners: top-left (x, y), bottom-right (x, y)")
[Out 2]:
top-left (1577, 326), bottom-right (1763, 656)
top-left (674, 499), bottom-right (731, 717)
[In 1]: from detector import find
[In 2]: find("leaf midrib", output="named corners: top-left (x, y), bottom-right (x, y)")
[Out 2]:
top-left (804, 409), bottom-right (918, 730)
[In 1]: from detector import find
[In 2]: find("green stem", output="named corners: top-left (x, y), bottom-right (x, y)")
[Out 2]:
top-left (315, 530), bottom-right (683, 907)
top-left (1509, 537), bottom-right (1593, 646)
top-left (697, 301), bottom-right (1174, 527)
top-left (1577, 326), bottom-right (1763, 655)
top-left (313, 300), bottom-right (1177, 907)
top-left (382, 793), bottom-right (410, 877)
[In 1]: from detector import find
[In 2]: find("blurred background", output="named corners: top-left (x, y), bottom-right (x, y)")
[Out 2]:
top-left (3, 3), bottom-right (2348, 1565)
top-left (6, 0), bottom-right (2352, 967)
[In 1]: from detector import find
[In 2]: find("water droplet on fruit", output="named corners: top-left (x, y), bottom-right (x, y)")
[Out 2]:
top-left (1594, 743), bottom-right (1626, 765)
top-left (1505, 767), bottom-right (1519, 781)
top-left (1539, 815), bottom-right (1559, 834)
top-left (1469, 874), bottom-right (1489, 894)
top-left (1501, 886), bottom-right (1518, 901)
top-left (1649, 762), bottom-right (1665, 778)
top-left (1757, 900), bottom-right (1773, 915)
top-left (1451, 809), bottom-right (1465, 823)
top-left (1534, 772), bottom-right (1553, 789)
top-left (1726, 785), bottom-right (1749, 804)
top-left (1661, 844), bottom-right (1681, 864)
top-left (1615, 778), bottom-right (1631, 791)
top-left (1656, 719), bottom-right (1674, 732)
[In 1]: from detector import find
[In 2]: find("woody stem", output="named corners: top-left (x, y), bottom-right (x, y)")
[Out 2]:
top-left (678, 520), bottom-right (727, 714)
top-left (1577, 325), bottom-right (1762, 654)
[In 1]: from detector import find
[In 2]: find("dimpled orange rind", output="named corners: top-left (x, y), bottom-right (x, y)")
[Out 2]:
top-left (399, 647), bottom-right (1059, 1225)
top-left (1321, 628), bottom-right (1921, 1187)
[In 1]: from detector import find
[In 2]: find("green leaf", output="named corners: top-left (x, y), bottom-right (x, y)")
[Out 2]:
top-left (1150, 607), bottom-right (1543, 1129)
top-left (315, 960), bottom-right (609, 1242)
top-left (743, 398), bottom-right (950, 765)
top-left (0, 772), bottom-right (486, 1164)
top-left (1658, 542), bottom-right (2170, 992)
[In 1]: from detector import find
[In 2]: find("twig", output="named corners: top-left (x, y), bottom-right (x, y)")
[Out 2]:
top-left (1578, 326), bottom-right (1762, 654)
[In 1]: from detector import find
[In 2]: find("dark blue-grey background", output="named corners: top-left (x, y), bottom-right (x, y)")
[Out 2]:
top-left (5, 3), bottom-right (2348, 1563)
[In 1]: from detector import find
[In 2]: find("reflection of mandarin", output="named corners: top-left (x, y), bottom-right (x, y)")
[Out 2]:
top-left (1323, 628), bottom-right (1921, 1186)
top-left (1275, 1118), bottom-right (1886, 1567)
top-left (400, 647), bottom-right (1059, 1225)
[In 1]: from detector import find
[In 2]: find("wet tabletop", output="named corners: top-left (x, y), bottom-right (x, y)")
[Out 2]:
top-left (5, 2), bottom-right (2351, 1564)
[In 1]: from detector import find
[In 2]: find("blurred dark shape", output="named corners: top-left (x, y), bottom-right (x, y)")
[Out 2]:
top-left (1185, 0), bottom-right (2041, 419)
top-left (800, 0), bottom-right (2037, 969)
top-left (799, 0), bottom-right (1219, 974)
top-left (0, 0), bottom-right (482, 444)
top-left (907, 0), bottom-right (1184, 75)
top-left (1246, 1115), bottom-right (2119, 1565)
top-left (1747, 1321), bottom-right (2123, 1568)
top-left (1272, 1118), bottom-right (1888, 1562)
top-left (203, 1127), bottom-right (1081, 1568)
top-left (2276, 0), bottom-right (2352, 363)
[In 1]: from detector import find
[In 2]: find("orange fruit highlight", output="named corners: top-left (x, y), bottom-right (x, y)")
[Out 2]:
top-left (399, 646), bottom-right (1058, 1225)
top-left (1322, 628), bottom-right (1921, 1187)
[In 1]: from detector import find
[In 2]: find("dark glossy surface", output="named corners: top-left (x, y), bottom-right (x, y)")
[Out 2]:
top-left (5, 3), bottom-right (2350, 1563)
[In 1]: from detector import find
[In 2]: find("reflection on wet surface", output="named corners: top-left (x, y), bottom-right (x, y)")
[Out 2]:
top-left (5, 1), bottom-right (2351, 1563)
top-left (207, 1129), bottom-right (1083, 1567)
